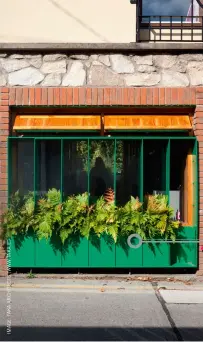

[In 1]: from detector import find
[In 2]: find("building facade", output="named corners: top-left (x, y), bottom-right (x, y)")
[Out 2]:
top-left (0, 0), bottom-right (203, 275)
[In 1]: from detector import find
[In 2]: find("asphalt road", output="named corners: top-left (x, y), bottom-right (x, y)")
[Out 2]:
top-left (0, 285), bottom-right (203, 341)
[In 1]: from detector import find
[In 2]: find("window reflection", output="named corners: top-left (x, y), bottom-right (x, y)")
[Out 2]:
top-left (116, 140), bottom-right (140, 205)
top-left (63, 140), bottom-right (88, 198)
top-left (144, 140), bottom-right (167, 196)
top-left (11, 140), bottom-right (34, 196)
top-left (37, 140), bottom-right (61, 198)
top-left (90, 140), bottom-right (114, 203)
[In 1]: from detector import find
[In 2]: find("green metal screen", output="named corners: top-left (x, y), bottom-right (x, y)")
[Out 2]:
top-left (7, 135), bottom-right (199, 269)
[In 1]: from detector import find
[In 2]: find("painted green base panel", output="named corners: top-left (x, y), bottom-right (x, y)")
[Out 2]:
top-left (89, 235), bottom-right (116, 267)
top-left (10, 227), bottom-right (198, 268)
top-left (35, 237), bottom-right (61, 268)
top-left (10, 234), bottom-right (35, 268)
top-left (170, 227), bottom-right (197, 268)
top-left (116, 238), bottom-right (143, 267)
top-left (62, 236), bottom-right (89, 267)
top-left (143, 243), bottom-right (170, 268)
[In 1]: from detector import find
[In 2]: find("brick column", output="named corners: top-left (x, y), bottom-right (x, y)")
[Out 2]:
top-left (194, 88), bottom-right (203, 275)
top-left (0, 87), bottom-right (9, 276)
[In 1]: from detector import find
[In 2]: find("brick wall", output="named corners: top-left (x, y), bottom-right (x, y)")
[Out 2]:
top-left (0, 86), bottom-right (203, 276)
top-left (0, 87), bottom-right (9, 277)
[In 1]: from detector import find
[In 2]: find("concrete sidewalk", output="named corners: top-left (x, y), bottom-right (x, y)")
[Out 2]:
top-left (0, 275), bottom-right (203, 292)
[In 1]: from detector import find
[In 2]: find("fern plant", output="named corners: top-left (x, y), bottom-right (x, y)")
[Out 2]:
top-left (33, 189), bottom-right (61, 241)
top-left (60, 192), bottom-right (88, 243)
top-left (2, 189), bottom-right (180, 244)
top-left (143, 194), bottom-right (179, 241)
top-left (1, 192), bottom-right (24, 239)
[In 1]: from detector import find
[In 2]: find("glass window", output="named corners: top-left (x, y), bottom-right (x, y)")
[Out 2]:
top-left (9, 137), bottom-right (197, 226)
top-left (144, 140), bottom-right (167, 196)
top-left (142, 0), bottom-right (200, 22)
top-left (10, 140), bottom-right (34, 197)
top-left (63, 140), bottom-right (88, 198)
top-left (143, 0), bottom-right (196, 16)
top-left (116, 140), bottom-right (141, 205)
top-left (36, 140), bottom-right (61, 198)
top-left (170, 140), bottom-right (196, 225)
top-left (89, 140), bottom-right (114, 204)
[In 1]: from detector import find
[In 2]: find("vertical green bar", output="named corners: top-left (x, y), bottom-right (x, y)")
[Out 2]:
top-left (60, 139), bottom-right (64, 202)
top-left (34, 138), bottom-right (37, 206)
top-left (114, 139), bottom-right (117, 204)
top-left (194, 139), bottom-right (198, 233)
top-left (87, 139), bottom-right (90, 206)
top-left (166, 139), bottom-right (170, 205)
top-left (7, 137), bottom-right (11, 205)
top-left (140, 139), bottom-right (144, 202)
top-left (87, 139), bottom-right (90, 267)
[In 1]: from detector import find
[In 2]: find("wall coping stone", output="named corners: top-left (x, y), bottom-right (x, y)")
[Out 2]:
top-left (1, 43), bottom-right (203, 52)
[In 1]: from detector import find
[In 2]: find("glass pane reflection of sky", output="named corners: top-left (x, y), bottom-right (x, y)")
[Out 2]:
top-left (142, 0), bottom-right (192, 16)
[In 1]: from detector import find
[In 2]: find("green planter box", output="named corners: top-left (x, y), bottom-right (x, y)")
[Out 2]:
top-left (116, 237), bottom-right (143, 267)
top-left (35, 235), bottom-right (61, 268)
top-left (143, 242), bottom-right (170, 268)
top-left (9, 227), bottom-right (198, 269)
top-left (89, 234), bottom-right (116, 267)
top-left (170, 227), bottom-right (197, 268)
top-left (61, 235), bottom-right (89, 268)
top-left (10, 233), bottom-right (35, 268)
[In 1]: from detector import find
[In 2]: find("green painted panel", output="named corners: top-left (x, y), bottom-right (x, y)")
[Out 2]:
top-left (116, 237), bottom-right (142, 267)
top-left (10, 233), bottom-right (35, 268)
top-left (61, 235), bottom-right (88, 267)
top-left (170, 226), bottom-right (197, 267)
top-left (35, 235), bottom-right (61, 267)
top-left (89, 234), bottom-right (115, 267)
top-left (176, 226), bottom-right (197, 240)
top-left (143, 242), bottom-right (170, 267)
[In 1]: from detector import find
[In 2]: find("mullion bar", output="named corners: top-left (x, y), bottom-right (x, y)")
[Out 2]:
top-left (170, 16), bottom-right (172, 41)
top-left (194, 139), bottom-right (198, 232)
top-left (180, 17), bottom-right (183, 41)
top-left (140, 139), bottom-right (144, 202)
top-left (159, 16), bottom-right (162, 41)
top-left (34, 138), bottom-right (37, 206)
top-left (60, 139), bottom-right (64, 202)
top-left (114, 139), bottom-right (117, 204)
top-left (87, 139), bottom-right (90, 207)
top-left (166, 139), bottom-right (170, 205)
top-left (7, 137), bottom-right (11, 205)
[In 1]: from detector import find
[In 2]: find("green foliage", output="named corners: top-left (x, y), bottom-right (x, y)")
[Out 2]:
top-left (1, 191), bottom-right (34, 239)
top-left (89, 196), bottom-right (119, 242)
top-left (27, 270), bottom-right (36, 279)
top-left (34, 189), bottom-right (61, 241)
top-left (2, 189), bottom-right (180, 244)
top-left (60, 192), bottom-right (88, 243)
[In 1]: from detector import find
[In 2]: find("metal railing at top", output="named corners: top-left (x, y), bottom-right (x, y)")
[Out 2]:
top-left (137, 16), bottom-right (203, 42)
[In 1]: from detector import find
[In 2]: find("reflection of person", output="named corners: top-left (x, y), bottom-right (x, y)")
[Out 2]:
top-left (90, 157), bottom-right (112, 197)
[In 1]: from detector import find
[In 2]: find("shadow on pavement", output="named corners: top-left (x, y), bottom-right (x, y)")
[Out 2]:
top-left (1, 326), bottom-right (203, 341)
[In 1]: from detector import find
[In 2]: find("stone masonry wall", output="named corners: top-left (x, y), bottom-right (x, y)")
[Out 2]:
top-left (1, 53), bottom-right (203, 87)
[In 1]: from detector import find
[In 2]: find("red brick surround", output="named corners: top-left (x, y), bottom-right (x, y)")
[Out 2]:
top-left (0, 86), bottom-right (203, 276)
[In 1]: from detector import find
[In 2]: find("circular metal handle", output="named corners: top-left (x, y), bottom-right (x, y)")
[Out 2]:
top-left (127, 234), bottom-right (143, 249)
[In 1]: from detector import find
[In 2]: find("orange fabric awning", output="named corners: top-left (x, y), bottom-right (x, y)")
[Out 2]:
top-left (13, 115), bottom-right (101, 130)
top-left (104, 115), bottom-right (192, 130)
top-left (13, 114), bottom-right (192, 131)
